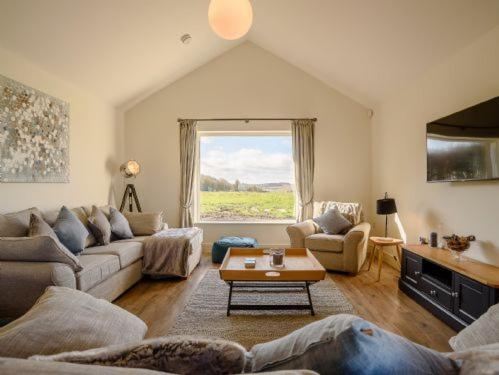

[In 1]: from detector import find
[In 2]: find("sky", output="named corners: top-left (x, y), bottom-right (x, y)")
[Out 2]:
top-left (200, 135), bottom-right (294, 184)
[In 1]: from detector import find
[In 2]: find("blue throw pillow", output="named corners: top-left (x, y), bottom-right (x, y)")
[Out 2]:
top-left (53, 206), bottom-right (89, 255)
top-left (249, 315), bottom-right (459, 375)
top-left (109, 207), bottom-right (133, 240)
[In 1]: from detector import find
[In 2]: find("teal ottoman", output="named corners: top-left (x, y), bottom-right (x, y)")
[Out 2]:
top-left (212, 236), bottom-right (258, 263)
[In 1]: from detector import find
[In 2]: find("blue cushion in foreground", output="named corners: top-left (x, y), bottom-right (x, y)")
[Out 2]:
top-left (249, 314), bottom-right (459, 375)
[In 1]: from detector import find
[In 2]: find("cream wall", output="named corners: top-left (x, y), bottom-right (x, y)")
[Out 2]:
top-left (124, 42), bottom-right (371, 245)
top-left (0, 47), bottom-right (123, 212)
top-left (372, 26), bottom-right (499, 266)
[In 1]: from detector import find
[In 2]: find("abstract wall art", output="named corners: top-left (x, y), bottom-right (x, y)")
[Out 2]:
top-left (0, 74), bottom-right (69, 182)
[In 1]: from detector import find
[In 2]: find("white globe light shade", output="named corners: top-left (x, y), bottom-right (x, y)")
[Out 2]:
top-left (208, 0), bottom-right (253, 40)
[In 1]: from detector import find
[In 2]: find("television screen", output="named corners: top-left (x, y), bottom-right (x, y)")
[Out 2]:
top-left (427, 97), bottom-right (499, 182)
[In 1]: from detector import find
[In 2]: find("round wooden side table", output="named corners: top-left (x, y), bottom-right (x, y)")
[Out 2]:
top-left (368, 236), bottom-right (404, 281)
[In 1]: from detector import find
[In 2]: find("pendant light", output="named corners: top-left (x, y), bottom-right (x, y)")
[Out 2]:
top-left (208, 0), bottom-right (253, 40)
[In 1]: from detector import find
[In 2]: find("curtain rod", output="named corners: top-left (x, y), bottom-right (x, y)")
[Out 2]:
top-left (177, 117), bottom-right (317, 123)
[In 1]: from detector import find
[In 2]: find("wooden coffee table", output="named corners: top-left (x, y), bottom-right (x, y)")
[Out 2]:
top-left (219, 248), bottom-right (326, 316)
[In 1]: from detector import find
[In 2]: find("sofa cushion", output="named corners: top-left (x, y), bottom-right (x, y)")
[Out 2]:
top-left (76, 254), bottom-right (120, 291)
top-left (28, 213), bottom-right (59, 240)
top-left (304, 233), bottom-right (343, 253)
top-left (124, 212), bottom-right (163, 236)
top-left (53, 206), bottom-right (90, 255)
top-left (31, 336), bottom-right (248, 375)
top-left (0, 207), bottom-right (41, 237)
top-left (113, 236), bottom-right (150, 243)
top-left (82, 242), bottom-right (143, 269)
top-left (449, 342), bottom-right (499, 375)
top-left (109, 207), bottom-right (134, 240)
top-left (313, 207), bottom-right (352, 235)
top-left (0, 236), bottom-right (82, 272)
top-left (449, 303), bottom-right (499, 351)
top-left (249, 314), bottom-right (458, 374)
top-left (88, 206), bottom-right (112, 246)
top-left (0, 286), bottom-right (147, 359)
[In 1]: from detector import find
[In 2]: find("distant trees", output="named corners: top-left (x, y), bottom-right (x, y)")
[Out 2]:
top-left (200, 175), bottom-right (264, 192)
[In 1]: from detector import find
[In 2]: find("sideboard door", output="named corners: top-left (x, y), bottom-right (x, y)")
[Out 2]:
top-left (453, 274), bottom-right (490, 324)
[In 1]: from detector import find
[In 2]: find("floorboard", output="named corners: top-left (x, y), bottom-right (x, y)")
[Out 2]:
top-left (115, 255), bottom-right (455, 351)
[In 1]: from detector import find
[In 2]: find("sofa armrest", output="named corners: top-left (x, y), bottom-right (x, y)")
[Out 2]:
top-left (0, 261), bottom-right (76, 319)
top-left (342, 222), bottom-right (371, 274)
top-left (286, 220), bottom-right (317, 247)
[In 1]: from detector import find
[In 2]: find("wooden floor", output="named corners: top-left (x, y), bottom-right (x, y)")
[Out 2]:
top-left (115, 254), bottom-right (455, 352)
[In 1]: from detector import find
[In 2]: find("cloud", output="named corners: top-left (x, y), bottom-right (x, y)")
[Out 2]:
top-left (201, 148), bottom-right (293, 184)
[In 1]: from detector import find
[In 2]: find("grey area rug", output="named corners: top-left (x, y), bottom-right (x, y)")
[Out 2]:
top-left (168, 269), bottom-right (355, 348)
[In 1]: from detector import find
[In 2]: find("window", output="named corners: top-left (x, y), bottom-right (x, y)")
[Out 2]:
top-left (198, 133), bottom-right (295, 223)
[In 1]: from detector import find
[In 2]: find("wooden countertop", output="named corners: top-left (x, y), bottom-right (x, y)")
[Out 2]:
top-left (404, 244), bottom-right (499, 288)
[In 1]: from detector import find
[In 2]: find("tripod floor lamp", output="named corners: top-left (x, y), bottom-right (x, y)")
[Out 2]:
top-left (376, 192), bottom-right (397, 239)
top-left (119, 160), bottom-right (142, 213)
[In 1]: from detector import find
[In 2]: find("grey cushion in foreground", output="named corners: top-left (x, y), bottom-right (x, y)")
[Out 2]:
top-left (31, 336), bottom-right (248, 375)
top-left (0, 357), bottom-right (168, 375)
top-left (0, 286), bottom-right (147, 358)
top-left (249, 314), bottom-right (459, 374)
top-left (448, 342), bottom-right (499, 375)
top-left (449, 303), bottom-right (499, 351)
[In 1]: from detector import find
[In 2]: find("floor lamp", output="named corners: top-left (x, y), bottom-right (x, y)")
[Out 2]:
top-left (119, 160), bottom-right (142, 212)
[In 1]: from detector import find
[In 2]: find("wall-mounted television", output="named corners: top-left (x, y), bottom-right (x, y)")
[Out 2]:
top-left (427, 96), bottom-right (499, 182)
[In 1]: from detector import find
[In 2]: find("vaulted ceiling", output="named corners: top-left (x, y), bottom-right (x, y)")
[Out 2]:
top-left (0, 0), bottom-right (498, 108)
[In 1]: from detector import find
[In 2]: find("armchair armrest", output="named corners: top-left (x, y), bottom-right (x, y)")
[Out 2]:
top-left (342, 222), bottom-right (371, 273)
top-left (286, 220), bottom-right (317, 247)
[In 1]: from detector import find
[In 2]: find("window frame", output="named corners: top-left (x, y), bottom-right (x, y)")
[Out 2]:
top-left (195, 130), bottom-right (296, 225)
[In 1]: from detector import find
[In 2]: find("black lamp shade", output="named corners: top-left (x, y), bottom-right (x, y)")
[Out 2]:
top-left (377, 198), bottom-right (397, 215)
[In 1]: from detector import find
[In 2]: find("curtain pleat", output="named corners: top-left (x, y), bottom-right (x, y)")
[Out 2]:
top-left (179, 119), bottom-right (197, 227)
top-left (292, 119), bottom-right (315, 221)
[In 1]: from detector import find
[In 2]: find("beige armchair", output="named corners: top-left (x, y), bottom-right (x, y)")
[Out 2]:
top-left (286, 201), bottom-right (371, 274)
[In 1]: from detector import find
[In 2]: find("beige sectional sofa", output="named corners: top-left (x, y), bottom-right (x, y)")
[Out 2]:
top-left (0, 206), bottom-right (202, 320)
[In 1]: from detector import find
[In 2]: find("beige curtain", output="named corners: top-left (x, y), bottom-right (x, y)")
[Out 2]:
top-left (292, 119), bottom-right (315, 221)
top-left (179, 119), bottom-right (197, 227)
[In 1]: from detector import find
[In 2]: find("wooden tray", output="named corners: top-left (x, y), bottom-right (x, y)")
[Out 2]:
top-left (219, 248), bottom-right (326, 282)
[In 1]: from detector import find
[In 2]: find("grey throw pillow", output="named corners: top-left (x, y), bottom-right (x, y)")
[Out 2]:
top-left (31, 336), bottom-right (248, 375)
top-left (249, 314), bottom-right (458, 374)
top-left (28, 213), bottom-right (58, 240)
top-left (53, 206), bottom-right (90, 254)
top-left (449, 303), bottom-right (499, 351)
top-left (0, 236), bottom-right (82, 272)
top-left (109, 207), bottom-right (133, 240)
top-left (0, 286), bottom-right (147, 359)
top-left (88, 206), bottom-right (112, 245)
top-left (313, 207), bottom-right (352, 234)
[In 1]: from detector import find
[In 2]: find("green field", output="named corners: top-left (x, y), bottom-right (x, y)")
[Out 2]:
top-left (200, 191), bottom-right (295, 221)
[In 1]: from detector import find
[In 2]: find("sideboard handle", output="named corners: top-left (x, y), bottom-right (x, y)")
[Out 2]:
top-left (451, 292), bottom-right (459, 298)
top-left (414, 271), bottom-right (421, 276)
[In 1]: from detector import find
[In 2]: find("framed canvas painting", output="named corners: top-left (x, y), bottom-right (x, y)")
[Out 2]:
top-left (0, 74), bottom-right (69, 182)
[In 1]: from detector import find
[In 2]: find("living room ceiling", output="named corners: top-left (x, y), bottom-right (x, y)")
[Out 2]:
top-left (0, 0), bottom-right (498, 108)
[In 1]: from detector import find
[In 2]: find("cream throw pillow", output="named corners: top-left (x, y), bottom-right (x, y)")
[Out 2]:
top-left (0, 286), bottom-right (147, 358)
top-left (124, 212), bottom-right (164, 235)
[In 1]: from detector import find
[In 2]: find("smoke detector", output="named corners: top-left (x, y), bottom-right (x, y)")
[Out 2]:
top-left (180, 34), bottom-right (192, 44)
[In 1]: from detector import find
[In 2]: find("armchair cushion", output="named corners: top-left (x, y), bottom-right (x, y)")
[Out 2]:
top-left (313, 201), bottom-right (363, 225)
top-left (304, 234), bottom-right (343, 253)
top-left (313, 207), bottom-right (352, 235)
